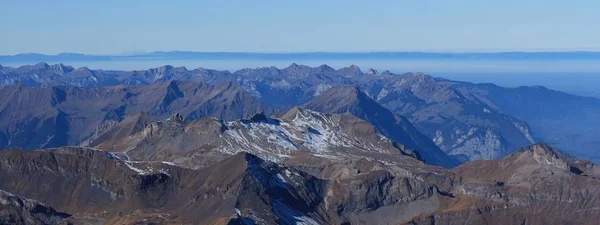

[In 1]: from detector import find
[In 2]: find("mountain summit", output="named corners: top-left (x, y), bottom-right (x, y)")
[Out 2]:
top-left (304, 85), bottom-right (459, 167)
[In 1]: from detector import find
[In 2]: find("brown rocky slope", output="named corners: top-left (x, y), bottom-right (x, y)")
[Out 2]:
top-left (0, 109), bottom-right (597, 224)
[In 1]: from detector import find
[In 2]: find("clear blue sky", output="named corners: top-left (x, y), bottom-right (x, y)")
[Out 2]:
top-left (1, 0), bottom-right (599, 54)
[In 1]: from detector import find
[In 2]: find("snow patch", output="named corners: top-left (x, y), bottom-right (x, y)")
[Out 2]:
top-left (313, 84), bottom-right (332, 96)
top-left (161, 161), bottom-right (177, 166)
top-left (124, 161), bottom-right (153, 175)
top-left (276, 173), bottom-right (287, 184)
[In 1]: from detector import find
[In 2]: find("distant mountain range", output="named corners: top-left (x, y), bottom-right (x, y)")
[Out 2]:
top-left (1, 62), bottom-right (599, 164)
top-left (3, 51), bottom-right (600, 62)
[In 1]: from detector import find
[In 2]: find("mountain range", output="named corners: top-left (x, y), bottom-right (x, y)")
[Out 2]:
top-left (2, 63), bottom-right (600, 163)
top-left (0, 79), bottom-right (272, 151)
top-left (0, 62), bottom-right (599, 224)
top-left (3, 51), bottom-right (600, 62)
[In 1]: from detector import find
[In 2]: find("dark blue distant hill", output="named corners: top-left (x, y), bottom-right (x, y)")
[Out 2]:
top-left (3, 51), bottom-right (600, 62)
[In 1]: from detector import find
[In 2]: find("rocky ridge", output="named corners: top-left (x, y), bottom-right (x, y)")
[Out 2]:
top-left (89, 107), bottom-right (423, 169)
top-left (303, 85), bottom-right (459, 167)
top-left (0, 80), bottom-right (272, 151)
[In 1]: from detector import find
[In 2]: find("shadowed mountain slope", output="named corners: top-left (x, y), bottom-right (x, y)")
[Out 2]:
top-left (303, 85), bottom-right (459, 167)
top-left (0, 80), bottom-right (272, 151)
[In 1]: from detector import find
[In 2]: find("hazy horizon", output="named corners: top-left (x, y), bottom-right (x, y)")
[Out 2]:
top-left (7, 49), bottom-right (600, 56)
top-left (2, 1), bottom-right (600, 54)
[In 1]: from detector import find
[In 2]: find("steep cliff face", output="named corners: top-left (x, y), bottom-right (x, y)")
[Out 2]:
top-left (455, 82), bottom-right (600, 163)
top-left (356, 73), bottom-right (535, 161)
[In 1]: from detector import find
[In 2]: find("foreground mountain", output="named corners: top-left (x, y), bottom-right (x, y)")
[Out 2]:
top-left (408, 143), bottom-right (600, 225)
top-left (0, 147), bottom-right (330, 224)
top-left (303, 85), bottom-right (459, 167)
top-left (0, 80), bottom-right (272, 151)
top-left (0, 141), bottom-right (597, 224)
top-left (0, 144), bottom-right (439, 225)
top-left (84, 111), bottom-right (600, 224)
top-left (0, 190), bottom-right (70, 225)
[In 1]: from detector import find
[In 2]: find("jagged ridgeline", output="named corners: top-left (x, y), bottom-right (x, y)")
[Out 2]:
top-left (0, 63), bottom-right (599, 224)
top-left (0, 80), bottom-right (274, 151)
top-left (3, 63), bottom-right (599, 163)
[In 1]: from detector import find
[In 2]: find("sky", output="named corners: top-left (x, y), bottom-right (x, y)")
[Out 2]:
top-left (1, 0), bottom-right (600, 55)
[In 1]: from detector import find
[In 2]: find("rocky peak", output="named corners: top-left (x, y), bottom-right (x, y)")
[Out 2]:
top-left (48, 63), bottom-right (74, 74)
top-left (234, 66), bottom-right (280, 77)
top-left (248, 112), bottom-right (269, 123)
top-left (405, 72), bottom-right (434, 83)
top-left (315, 64), bottom-right (335, 73)
top-left (513, 142), bottom-right (575, 170)
top-left (142, 65), bottom-right (188, 81)
top-left (161, 65), bottom-right (188, 73)
top-left (33, 62), bottom-right (50, 69)
top-left (380, 70), bottom-right (393, 76)
top-left (159, 65), bottom-right (174, 70)
top-left (161, 80), bottom-right (184, 105)
top-left (494, 142), bottom-right (600, 178)
top-left (366, 68), bottom-right (378, 75)
top-left (337, 64), bottom-right (363, 77)
top-left (169, 113), bottom-right (185, 123)
top-left (282, 63), bottom-right (312, 75)
top-left (75, 66), bottom-right (91, 72)
top-left (276, 106), bottom-right (329, 123)
top-left (304, 85), bottom-right (383, 112)
top-left (286, 63), bottom-right (300, 70)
